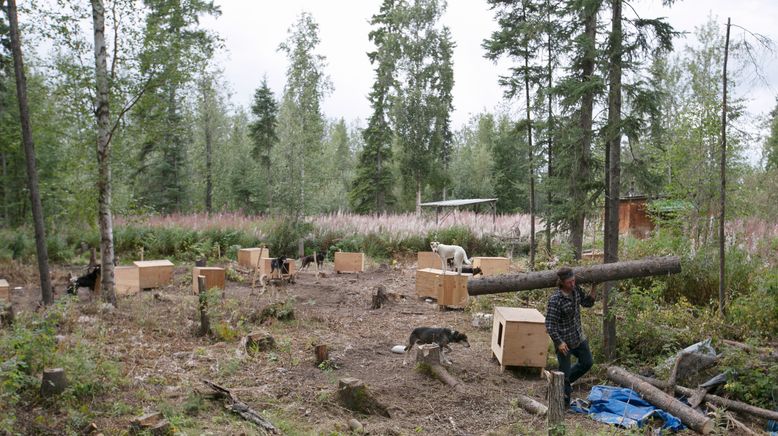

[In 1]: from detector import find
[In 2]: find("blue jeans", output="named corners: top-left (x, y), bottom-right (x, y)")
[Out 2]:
top-left (555, 340), bottom-right (593, 403)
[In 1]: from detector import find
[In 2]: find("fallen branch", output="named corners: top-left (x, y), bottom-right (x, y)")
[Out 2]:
top-left (416, 344), bottom-right (467, 393)
top-left (636, 374), bottom-right (778, 422)
top-left (607, 366), bottom-right (714, 434)
top-left (203, 380), bottom-right (279, 434)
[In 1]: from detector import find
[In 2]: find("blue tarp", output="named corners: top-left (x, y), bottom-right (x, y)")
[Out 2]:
top-left (571, 385), bottom-right (685, 432)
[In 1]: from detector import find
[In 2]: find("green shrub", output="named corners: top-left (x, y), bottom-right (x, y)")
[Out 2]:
top-left (267, 220), bottom-right (313, 256)
top-left (727, 270), bottom-right (778, 340)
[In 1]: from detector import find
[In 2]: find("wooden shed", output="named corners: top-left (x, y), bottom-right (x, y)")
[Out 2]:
top-left (619, 196), bottom-right (654, 239)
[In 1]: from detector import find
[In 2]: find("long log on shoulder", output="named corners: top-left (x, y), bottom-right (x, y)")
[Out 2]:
top-left (468, 256), bottom-right (681, 296)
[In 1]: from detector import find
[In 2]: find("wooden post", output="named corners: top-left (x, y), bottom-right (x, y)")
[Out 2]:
top-left (468, 256), bottom-right (681, 296)
top-left (314, 345), bottom-right (329, 366)
top-left (544, 370), bottom-right (565, 432)
top-left (197, 275), bottom-right (210, 336)
top-left (41, 368), bottom-right (68, 397)
top-left (607, 366), bottom-right (714, 434)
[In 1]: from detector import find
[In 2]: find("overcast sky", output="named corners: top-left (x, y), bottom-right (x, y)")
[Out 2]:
top-left (203, 0), bottom-right (777, 144)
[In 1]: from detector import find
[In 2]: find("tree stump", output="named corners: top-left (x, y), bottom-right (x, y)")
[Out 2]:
top-left (40, 368), bottom-right (68, 397)
top-left (314, 345), bottom-right (329, 366)
top-left (0, 304), bottom-right (14, 327)
top-left (371, 285), bottom-right (388, 309)
top-left (414, 344), bottom-right (467, 393)
top-left (544, 370), bottom-right (565, 433)
top-left (337, 377), bottom-right (390, 417)
top-left (245, 331), bottom-right (275, 355)
top-left (129, 412), bottom-right (171, 435)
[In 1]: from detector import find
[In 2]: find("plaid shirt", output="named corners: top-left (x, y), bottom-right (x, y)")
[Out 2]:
top-left (545, 285), bottom-right (595, 348)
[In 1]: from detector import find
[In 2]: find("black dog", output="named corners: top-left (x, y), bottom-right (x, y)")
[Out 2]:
top-left (300, 251), bottom-right (325, 270)
top-left (270, 256), bottom-right (289, 276)
top-left (446, 259), bottom-right (482, 276)
top-left (66, 265), bottom-right (101, 295)
top-left (403, 327), bottom-right (470, 365)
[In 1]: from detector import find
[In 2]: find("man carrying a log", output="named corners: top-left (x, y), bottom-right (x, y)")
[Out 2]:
top-left (545, 267), bottom-right (597, 407)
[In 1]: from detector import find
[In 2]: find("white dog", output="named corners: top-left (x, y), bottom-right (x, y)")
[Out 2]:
top-left (430, 241), bottom-right (471, 274)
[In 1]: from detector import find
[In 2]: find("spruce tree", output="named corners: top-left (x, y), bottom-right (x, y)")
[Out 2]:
top-left (248, 77), bottom-right (278, 212)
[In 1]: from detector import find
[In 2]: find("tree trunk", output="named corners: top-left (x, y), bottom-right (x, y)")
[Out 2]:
top-left (636, 374), bottom-right (778, 422)
top-left (6, 0), bottom-right (53, 305)
top-left (545, 0), bottom-right (554, 256)
top-left (570, 2), bottom-right (598, 260)
top-left (719, 18), bottom-right (731, 316)
top-left (0, 152), bottom-right (7, 225)
top-left (91, 0), bottom-right (117, 306)
top-left (197, 275), bottom-right (210, 336)
top-left (607, 366), bottom-right (714, 434)
top-left (602, 0), bottom-right (622, 360)
top-left (524, 33), bottom-right (536, 271)
top-left (376, 150), bottom-right (385, 213)
top-left (467, 256), bottom-right (680, 296)
top-left (416, 179), bottom-right (421, 216)
top-left (203, 82), bottom-right (213, 214)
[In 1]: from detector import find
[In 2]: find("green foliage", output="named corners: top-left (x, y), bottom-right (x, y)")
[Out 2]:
top-left (719, 349), bottom-right (778, 409)
top-left (260, 299), bottom-right (296, 323)
top-left (727, 270), bottom-right (778, 339)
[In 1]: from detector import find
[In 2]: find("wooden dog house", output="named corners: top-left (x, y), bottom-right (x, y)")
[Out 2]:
top-left (491, 307), bottom-right (550, 373)
top-left (114, 260), bottom-right (174, 296)
top-left (192, 267), bottom-right (225, 294)
top-left (0, 279), bottom-right (9, 302)
top-left (415, 268), bottom-right (471, 307)
top-left (258, 257), bottom-right (297, 281)
top-left (238, 248), bottom-right (269, 269)
top-left (417, 251), bottom-right (441, 270)
top-left (619, 196), bottom-right (654, 239)
top-left (472, 257), bottom-right (510, 276)
top-left (334, 252), bottom-right (364, 273)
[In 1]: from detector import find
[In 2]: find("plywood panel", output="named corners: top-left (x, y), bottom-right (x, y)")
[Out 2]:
top-left (491, 306), bottom-right (550, 370)
top-left (192, 267), bottom-right (225, 294)
top-left (472, 257), bottom-right (510, 276)
top-left (0, 279), bottom-right (9, 302)
top-left (334, 252), bottom-right (364, 273)
top-left (417, 251), bottom-right (441, 270)
top-left (439, 271), bottom-right (470, 307)
top-left (115, 266), bottom-right (140, 296)
top-left (134, 260), bottom-right (174, 289)
top-left (415, 268), bottom-right (443, 298)
top-left (238, 248), bottom-right (269, 269)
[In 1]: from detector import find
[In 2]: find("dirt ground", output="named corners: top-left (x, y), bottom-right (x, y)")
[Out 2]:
top-left (4, 259), bottom-right (638, 435)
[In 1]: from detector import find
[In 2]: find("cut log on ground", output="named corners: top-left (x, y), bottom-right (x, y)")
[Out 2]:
top-left (636, 374), bottom-right (778, 422)
top-left (413, 343), bottom-right (467, 393)
top-left (40, 368), bottom-right (68, 397)
top-left (468, 256), bottom-right (681, 296)
top-left (607, 366), bottom-right (714, 434)
top-left (515, 394), bottom-right (548, 416)
top-left (337, 377), bottom-right (390, 417)
top-left (544, 370), bottom-right (565, 431)
top-left (203, 380), bottom-right (279, 434)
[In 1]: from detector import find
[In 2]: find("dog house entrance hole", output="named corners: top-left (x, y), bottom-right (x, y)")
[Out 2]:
top-left (497, 321), bottom-right (504, 347)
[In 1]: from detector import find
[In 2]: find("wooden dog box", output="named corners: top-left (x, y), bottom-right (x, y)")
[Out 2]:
top-left (417, 251), bottom-right (441, 270)
top-left (115, 266), bottom-right (140, 296)
top-left (491, 307), bottom-right (550, 373)
top-left (334, 252), bottom-right (364, 273)
top-left (472, 257), bottom-right (510, 276)
top-left (238, 248), bottom-right (269, 269)
top-left (192, 267), bottom-right (225, 294)
top-left (134, 260), bottom-right (174, 289)
top-left (0, 279), bottom-right (9, 302)
top-left (415, 268), bottom-right (470, 307)
top-left (259, 257), bottom-right (297, 280)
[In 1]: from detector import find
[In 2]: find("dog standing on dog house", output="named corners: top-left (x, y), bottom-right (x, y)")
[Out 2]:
top-left (430, 241), bottom-right (471, 274)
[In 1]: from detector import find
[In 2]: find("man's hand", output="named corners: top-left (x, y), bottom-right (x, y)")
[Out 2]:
top-left (588, 284), bottom-right (598, 300)
top-left (558, 342), bottom-right (569, 356)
